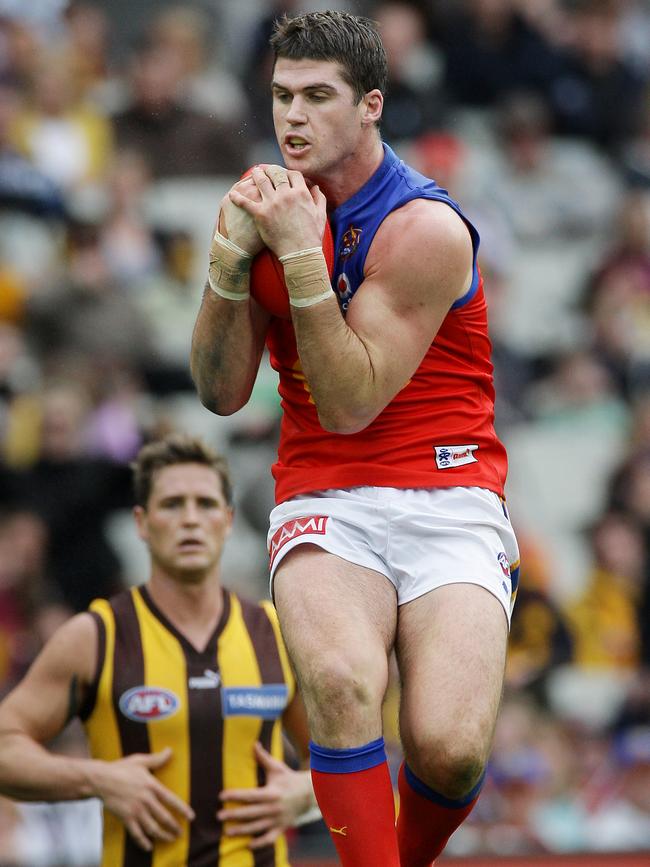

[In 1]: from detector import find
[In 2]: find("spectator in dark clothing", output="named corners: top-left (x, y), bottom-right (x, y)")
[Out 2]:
top-left (438, 0), bottom-right (565, 108)
top-left (581, 190), bottom-right (650, 398)
top-left (25, 217), bottom-right (154, 370)
top-left (548, 1), bottom-right (648, 151)
top-left (240, 1), bottom-right (301, 148)
top-left (2, 384), bottom-right (133, 611)
top-left (111, 43), bottom-right (248, 179)
top-left (375, 1), bottom-right (447, 144)
top-left (506, 535), bottom-right (574, 708)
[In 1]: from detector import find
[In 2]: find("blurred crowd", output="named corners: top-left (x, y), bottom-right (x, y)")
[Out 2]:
top-left (0, 0), bottom-right (649, 863)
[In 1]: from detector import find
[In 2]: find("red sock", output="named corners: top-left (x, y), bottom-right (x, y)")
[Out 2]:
top-left (397, 762), bottom-right (484, 866)
top-left (310, 738), bottom-right (399, 866)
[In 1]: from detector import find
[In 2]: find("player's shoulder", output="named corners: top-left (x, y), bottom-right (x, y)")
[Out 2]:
top-left (35, 611), bottom-right (98, 682)
top-left (85, 589), bottom-right (132, 633)
top-left (368, 196), bottom-right (472, 282)
top-left (382, 196), bottom-right (470, 247)
top-left (51, 611), bottom-right (99, 648)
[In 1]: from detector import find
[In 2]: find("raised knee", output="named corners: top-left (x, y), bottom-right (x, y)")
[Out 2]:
top-left (406, 737), bottom-right (486, 801)
top-left (434, 748), bottom-right (485, 800)
top-left (300, 654), bottom-right (384, 735)
top-left (303, 655), bottom-right (378, 708)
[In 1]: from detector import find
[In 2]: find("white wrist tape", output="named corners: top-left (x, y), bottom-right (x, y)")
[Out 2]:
top-left (208, 230), bottom-right (252, 301)
top-left (278, 246), bottom-right (335, 308)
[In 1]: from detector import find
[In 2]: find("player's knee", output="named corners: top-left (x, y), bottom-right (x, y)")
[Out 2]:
top-left (301, 654), bottom-right (383, 723)
top-left (405, 735), bottom-right (486, 801)
top-left (431, 748), bottom-right (485, 801)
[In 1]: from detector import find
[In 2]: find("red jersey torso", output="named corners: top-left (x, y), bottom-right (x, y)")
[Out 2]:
top-left (266, 144), bottom-right (508, 504)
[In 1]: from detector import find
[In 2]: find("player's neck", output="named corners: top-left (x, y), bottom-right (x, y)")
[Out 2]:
top-left (146, 570), bottom-right (224, 650)
top-left (318, 135), bottom-right (384, 209)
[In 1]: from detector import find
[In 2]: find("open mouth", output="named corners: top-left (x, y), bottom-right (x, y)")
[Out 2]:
top-left (285, 135), bottom-right (309, 153)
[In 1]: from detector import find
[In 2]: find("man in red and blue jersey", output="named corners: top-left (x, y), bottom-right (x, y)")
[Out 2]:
top-left (192, 10), bottom-right (520, 866)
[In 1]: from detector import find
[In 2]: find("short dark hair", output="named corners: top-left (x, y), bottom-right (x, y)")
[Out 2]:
top-left (270, 10), bottom-right (388, 103)
top-left (132, 433), bottom-right (233, 508)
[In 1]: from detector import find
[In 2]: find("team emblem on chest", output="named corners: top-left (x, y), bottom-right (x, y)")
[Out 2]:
top-left (119, 686), bottom-right (180, 722)
top-left (339, 224), bottom-right (362, 259)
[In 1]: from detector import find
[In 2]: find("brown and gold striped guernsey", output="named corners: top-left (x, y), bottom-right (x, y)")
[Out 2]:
top-left (81, 586), bottom-right (295, 867)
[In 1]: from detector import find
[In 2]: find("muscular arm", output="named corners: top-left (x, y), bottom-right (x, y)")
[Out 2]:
top-left (0, 613), bottom-right (100, 801)
top-left (0, 614), bottom-right (194, 851)
top-left (190, 182), bottom-right (271, 416)
top-left (292, 199), bottom-right (473, 434)
top-left (190, 285), bottom-right (270, 415)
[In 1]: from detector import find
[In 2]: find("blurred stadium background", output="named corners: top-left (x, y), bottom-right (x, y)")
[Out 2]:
top-left (0, 0), bottom-right (648, 863)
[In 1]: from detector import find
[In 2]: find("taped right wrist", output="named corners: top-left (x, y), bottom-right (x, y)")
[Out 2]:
top-left (208, 231), bottom-right (252, 301)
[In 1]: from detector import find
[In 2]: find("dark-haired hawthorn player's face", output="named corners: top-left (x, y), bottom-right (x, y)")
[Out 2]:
top-left (135, 463), bottom-right (232, 583)
top-left (272, 58), bottom-right (367, 180)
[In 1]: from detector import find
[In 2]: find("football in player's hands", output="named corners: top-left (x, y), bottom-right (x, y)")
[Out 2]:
top-left (242, 166), bottom-right (335, 320)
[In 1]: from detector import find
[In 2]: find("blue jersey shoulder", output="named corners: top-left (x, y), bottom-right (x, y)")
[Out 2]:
top-left (330, 144), bottom-right (480, 312)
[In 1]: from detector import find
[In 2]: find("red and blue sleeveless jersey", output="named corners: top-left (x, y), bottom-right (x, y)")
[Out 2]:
top-left (266, 144), bottom-right (508, 504)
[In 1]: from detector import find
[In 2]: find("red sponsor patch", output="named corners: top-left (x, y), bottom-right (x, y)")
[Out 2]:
top-left (270, 515), bottom-right (329, 567)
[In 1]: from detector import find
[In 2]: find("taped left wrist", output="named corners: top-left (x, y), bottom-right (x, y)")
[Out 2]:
top-left (278, 247), bottom-right (335, 309)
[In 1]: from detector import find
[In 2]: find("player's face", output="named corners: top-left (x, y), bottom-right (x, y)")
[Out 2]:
top-left (272, 57), bottom-right (376, 180)
top-left (135, 463), bottom-right (232, 582)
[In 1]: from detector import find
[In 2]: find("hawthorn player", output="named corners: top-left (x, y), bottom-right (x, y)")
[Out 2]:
top-left (191, 10), bottom-right (519, 867)
top-left (0, 435), bottom-right (316, 866)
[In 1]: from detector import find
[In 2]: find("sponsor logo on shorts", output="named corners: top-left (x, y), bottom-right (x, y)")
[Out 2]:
top-left (434, 444), bottom-right (478, 469)
top-left (222, 685), bottom-right (289, 719)
top-left (269, 515), bottom-right (329, 566)
top-left (497, 552), bottom-right (512, 597)
top-left (119, 686), bottom-right (180, 722)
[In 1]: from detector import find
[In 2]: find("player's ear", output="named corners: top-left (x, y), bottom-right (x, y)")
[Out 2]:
top-left (133, 505), bottom-right (149, 541)
top-left (361, 89), bottom-right (383, 126)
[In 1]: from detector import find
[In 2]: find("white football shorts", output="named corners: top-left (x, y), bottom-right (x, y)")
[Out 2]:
top-left (267, 486), bottom-right (520, 624)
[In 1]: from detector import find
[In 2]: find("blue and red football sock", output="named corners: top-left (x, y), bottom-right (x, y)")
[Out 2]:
top-left (397, 761), bottom-right (485, 866)
top-left (310, 737), bottom-right (400, 866)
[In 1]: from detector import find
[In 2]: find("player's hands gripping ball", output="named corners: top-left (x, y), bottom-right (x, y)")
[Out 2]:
top-left (242, 166), bottom-right (336, 319)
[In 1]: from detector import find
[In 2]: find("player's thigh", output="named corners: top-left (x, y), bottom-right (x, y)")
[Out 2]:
top-left (396, 582), bottom-right (508, 764)
top-left (274, 543), bottom-right (397, 700)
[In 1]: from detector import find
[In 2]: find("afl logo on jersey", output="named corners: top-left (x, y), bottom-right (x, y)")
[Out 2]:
top-left (339, 224), bottom-right (362, 260)
top-left (119, 687), bottom-right (180, 722)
